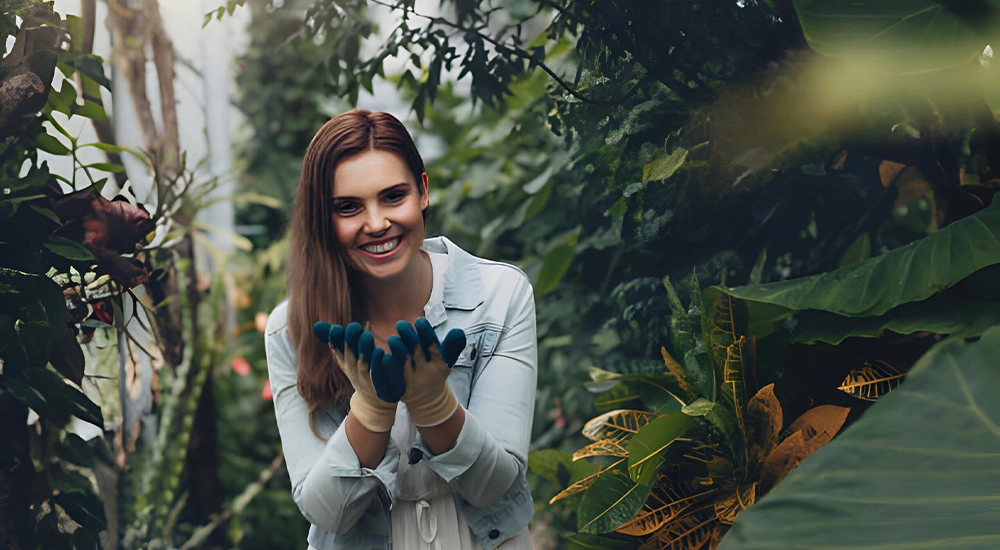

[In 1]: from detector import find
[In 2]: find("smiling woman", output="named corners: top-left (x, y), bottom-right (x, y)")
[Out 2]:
top-left (264, 110), bottom-right (537, 550)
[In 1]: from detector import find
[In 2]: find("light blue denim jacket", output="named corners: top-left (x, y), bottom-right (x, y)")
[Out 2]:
top-left (265, 236), bottom-right (537, 549)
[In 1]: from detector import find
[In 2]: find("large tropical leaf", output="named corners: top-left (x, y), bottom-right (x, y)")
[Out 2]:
top-left (719, 324), bottom-right (1000, 550)
top-left (794, 0), bottom-right (1000, 73)
top-left (782, 265), bottom-right (1000, 344)
top-left (708, 195), bottom-right (1000, 338)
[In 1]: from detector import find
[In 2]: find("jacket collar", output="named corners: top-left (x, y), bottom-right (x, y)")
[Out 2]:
top-left (422, 236), bottom-right (484, 326)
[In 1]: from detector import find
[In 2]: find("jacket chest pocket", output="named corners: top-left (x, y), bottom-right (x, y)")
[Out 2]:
top-left (446, 326), bottom-right (501, 407)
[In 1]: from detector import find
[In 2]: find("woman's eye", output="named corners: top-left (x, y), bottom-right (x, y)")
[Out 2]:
top-left (384, 191), bottom-right (406, 203)
top-left (333, 202), bottom-right (359, 215)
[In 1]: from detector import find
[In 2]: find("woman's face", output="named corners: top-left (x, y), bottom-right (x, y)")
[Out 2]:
top-left (330, 149), bottom-right (429, 281)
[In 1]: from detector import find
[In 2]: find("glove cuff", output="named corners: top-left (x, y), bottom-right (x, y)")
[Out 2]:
top-left (408, 387), bottom-right (460, 427)
top-left (349, 392), bottom-right (398, 433)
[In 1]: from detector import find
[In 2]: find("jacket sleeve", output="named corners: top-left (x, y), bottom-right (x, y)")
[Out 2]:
top-left (419, 276), bottom-right (537, 508)
top-left (265, 306), bottom-right (399, 536)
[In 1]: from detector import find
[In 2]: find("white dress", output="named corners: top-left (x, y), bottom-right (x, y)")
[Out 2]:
top-left (389, 407), bottom-right (533, 550)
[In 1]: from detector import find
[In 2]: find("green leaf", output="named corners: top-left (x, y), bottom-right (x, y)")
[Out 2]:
top-left (720, 324), bottom-right (1000, 550)
top-left (786, 265), bottom-right (1000, 344)
top-left (535, 242), bottom-right (575, 296)
top-left (44, 236), bottom-right (95, 261)
top-left (566, 533), bottom-right (637, 550)
top-left (74, 99), bottom-right (108, 121)
top-left (35, 133), bottom-right (71, 156)
top-left (85, 162), bottom-right (125, 173)
top-left (64, 383), bottom-right (103, 427)
top-left (838, 233), bottom-right (871, 268)
top-left (711, 196), bottom-right (1000, 337)
top-left (577, 467), bottom-right (657, 534)
top-left (529, 449), bottom-right (598, 488)
top-left (49, 323), bottom-right (85, 385)
top-left (682, 398), bottom-right (736, 435)
top-left (793, 0), bottom-right (1000, 74)
top-left (28, 204), bottom-right (60, 223)
top-left (626, 412), bottom-right (696, 485)
top-left (642, 147), bottom-right (688, 182)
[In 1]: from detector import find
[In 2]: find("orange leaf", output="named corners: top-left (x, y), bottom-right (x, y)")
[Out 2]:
top-left (760, 404), bottom-right (850, 493)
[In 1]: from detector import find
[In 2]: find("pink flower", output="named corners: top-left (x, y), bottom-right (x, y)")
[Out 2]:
top-left (255, 312), bottom-right (269, 333)
top-left (231, 357), bottom-right (251, 376)
top-left (261, 379), bottom-right (273, 401)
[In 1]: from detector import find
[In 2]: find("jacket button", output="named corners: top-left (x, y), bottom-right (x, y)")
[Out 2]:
top-left (488, 529), bottom-right (500, 539)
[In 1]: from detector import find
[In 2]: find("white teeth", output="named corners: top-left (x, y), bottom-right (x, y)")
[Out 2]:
top-left (361, 238), bottom-right (400, 254)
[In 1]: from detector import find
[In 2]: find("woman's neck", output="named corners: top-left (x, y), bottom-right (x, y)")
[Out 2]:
top-left (361, 249), bottom-right (433, 331)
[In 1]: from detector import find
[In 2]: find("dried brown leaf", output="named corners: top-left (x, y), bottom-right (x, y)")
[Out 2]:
top-left (745, 383), bottom-right (782, 462)
top-left (760, 404), bottom-right (851, 493)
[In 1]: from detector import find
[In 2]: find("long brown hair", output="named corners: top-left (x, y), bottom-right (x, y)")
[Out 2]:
top-left (287, 110), bottom-right (426, 431)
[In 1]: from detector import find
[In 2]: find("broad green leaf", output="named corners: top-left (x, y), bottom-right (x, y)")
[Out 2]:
top-left (785, 265), bottom-right (1000, 344)
top-left (720, 324), bottom-right (1000, 550)
top-left (710, 195), bottom-right (1000, 337)
top-left (577, 467), bottom-right (657, 534)
top-left (35, 133), bottom-right (71, 156)
top-left (44, 236), bottom-right (96, 261)
top-left (793, 0), bottom-right (1000, 74)
top-left (627, 412), bottom-right (696, 485)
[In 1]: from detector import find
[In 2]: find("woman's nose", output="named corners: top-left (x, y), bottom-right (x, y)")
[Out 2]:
top-left (364, 207), bottom-right (391, 234)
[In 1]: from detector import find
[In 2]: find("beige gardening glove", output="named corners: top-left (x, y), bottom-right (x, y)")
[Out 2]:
top-left (381, 318), bottom-right (467, 427)
top-left (313, 321), bottom-right (398, 433)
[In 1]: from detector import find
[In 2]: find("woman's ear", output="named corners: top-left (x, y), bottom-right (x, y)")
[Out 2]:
top-left (420, 173), bottom-right (430, 210)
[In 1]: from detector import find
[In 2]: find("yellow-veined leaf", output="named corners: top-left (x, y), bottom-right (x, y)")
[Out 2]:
top-left (637, 510), bottom-right (716, 550)
top-left (838, 360), bottom-right (904, 401)
top-left (582, 409), bottom-right (661, 443)
top-left (573, 440), bottom-right (628, 461)
top-left (713, 482), bottom-right (756, 525)
top-left (549, 458), bottom-right (626, 505)
top-left (617, 479), bottom-right (718, 536)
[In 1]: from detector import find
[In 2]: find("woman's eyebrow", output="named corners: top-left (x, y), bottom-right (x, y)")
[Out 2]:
top-left (331, 182), bottom-right (411, 201)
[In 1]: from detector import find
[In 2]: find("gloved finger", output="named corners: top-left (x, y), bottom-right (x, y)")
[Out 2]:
top-left (414, 318), bottom-right (440, 362)
top-left (440, 328), bottom-right (467, 367)
top-left (371, 350), bottom-right (406, 402)
top-left (387, 334), bottom-right (411, 366)
top-left (313, 322), bottom-right (331, 343)
top-left (357, 330), bottom-right (375, 363)
top-left (370, 347), bottom-right (399, 402)
top-left (345, 322), bottom-right (364, 357)
top-left (394, 320), bottom-right (419, 355)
